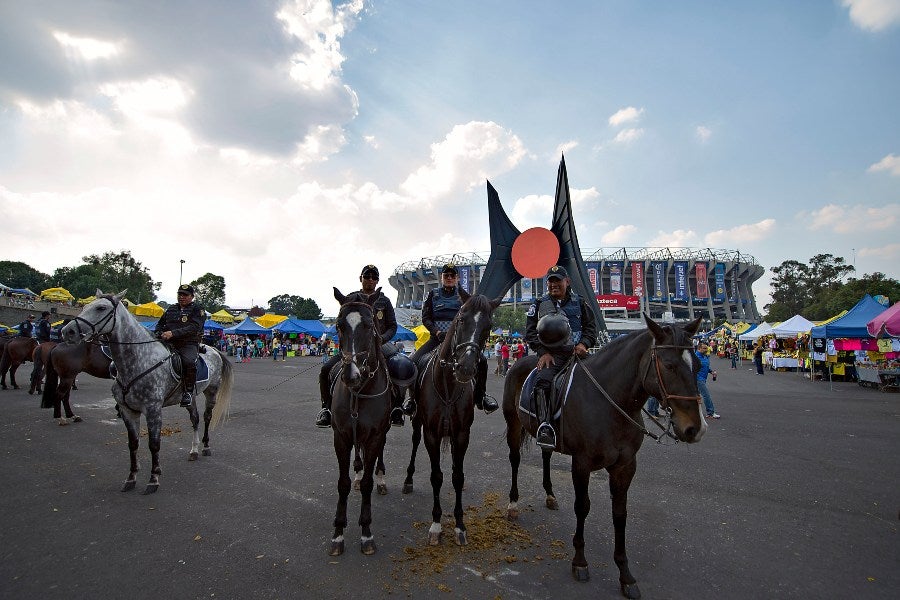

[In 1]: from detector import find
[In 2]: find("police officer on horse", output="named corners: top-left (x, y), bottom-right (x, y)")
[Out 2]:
top-left (316, 265), bottom-right (410, 428)
top-left (19, 314), bottom-right (36, 338)
top-left (155, 284), bottom-right (205, 407)
top-left (525, 265), bottom-right (598, 449)
top-left (36, 311), bottom-right (52, 343)
top-left (401, 263), bottom-right (499, 416)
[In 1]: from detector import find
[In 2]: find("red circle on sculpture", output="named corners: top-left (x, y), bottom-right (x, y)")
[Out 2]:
top-left (511, 227), bottom-right (561, 278)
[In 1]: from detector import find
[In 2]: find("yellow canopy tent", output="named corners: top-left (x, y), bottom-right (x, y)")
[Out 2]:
top-left (132, 302), bottom-right (165, 318)
top-left (210, 309), bottom-right (236, 324)
top-left (815, 310), bottom-right (848, 326)
top-left (411, 324), bottom-right (431, 350)
top-left (254, 313), bottom-right (288, 328)
top-left (77, 295), bottom-right (96, 305)
top-left (40, 287), bottom-right (75, 302)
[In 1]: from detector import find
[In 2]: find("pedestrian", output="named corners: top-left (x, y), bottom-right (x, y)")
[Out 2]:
top-left (730, 343), bottom-right (738, 369)
top-left (272, 338), bottom-right (280, 361)
top-left (500, 340), bottom-right (510, 376)
top-left (753, 343), bottom-right (765, 375)
top-left (494, 339), bottom-right (503, 374)
top-left (696, 341), bottom-right (720, 419)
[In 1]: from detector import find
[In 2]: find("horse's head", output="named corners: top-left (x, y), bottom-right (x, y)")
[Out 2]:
top-left (442, 291), bottom-right (502, 383)
top-left (643, 314), bottom-right (707, 443)
top-left (333, 287), bottom-right (380, 389)
top-left (62, 289), bottom-right (128, 344)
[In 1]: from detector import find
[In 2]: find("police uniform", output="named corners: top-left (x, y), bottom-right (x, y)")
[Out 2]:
top-left (18, 317), bottom-right (35, 338)
top-left (155, 285), bottom-right (205, 404)
top-left (36, 314), bottom-right (52, 343)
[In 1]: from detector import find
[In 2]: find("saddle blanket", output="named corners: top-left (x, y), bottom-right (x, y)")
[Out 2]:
top-left (518, 363), bottom-right (578, 421)
top-left (104, 346), bottom-right (209, 384)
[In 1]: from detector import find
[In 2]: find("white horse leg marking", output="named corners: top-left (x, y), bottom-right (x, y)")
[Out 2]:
top-left (353, 471), bottom-right (362, 488)
top-left (376, 471), bottom-right (385, 490)
top-left (191, 429), bottom-right (200, 456)
top-left (429, 522), bottom-right (442, 535)
top-left (332, 534), bottom-right (344, 543)
top-left (361, 534), bottom-right (374, 543)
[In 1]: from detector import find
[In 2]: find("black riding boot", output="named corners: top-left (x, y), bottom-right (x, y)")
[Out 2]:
top-left (180, 382), bottom-right (194, 407)
top-left (534, 387), bottom-right (556, 449)
top-left (180, 364), bottom-right (196, 407)
top-left (390, 386), bottom-right (405, 426)
top-left (472, 357), bottom-right (498, 414)
top-left (316, 369), bottom-right (333, 428)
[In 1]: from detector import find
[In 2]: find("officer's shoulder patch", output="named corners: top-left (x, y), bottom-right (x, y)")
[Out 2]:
top-left (526, 305), bottom-right (536, 317)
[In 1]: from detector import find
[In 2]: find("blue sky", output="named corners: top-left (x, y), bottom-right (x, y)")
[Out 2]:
top-left (1, 0), bottom-right (897, 314)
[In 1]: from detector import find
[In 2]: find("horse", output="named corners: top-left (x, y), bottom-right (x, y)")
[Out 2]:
top-left (29, 341), bottom-right (58, 395)
top-left (502, 314), bottom-right (705, 598)
top-left (0, 337), bottom-right (38, 390)
top-left (402, 290), bottom-right (500, 546)
top-left (62, 290), bottom-right (233, 494)
top-left (328, 288), bottom-right (392, 556)
top-left (39, 341), bottom-right (113, 425)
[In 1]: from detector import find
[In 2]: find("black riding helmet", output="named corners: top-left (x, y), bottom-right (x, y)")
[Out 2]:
top-left (536, 313), bottom-right (571, 349)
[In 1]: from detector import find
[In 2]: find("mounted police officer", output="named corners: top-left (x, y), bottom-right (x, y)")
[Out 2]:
top-left (401, 263), bottom-right (498, 416)
top-left (155, 284), bottom-right (205, 407)
top-left (525, 265), bottom-right (598, 449)
top-left (316, 265), bottom-right (411, 428)
top-left (18, 314), bottom-right (35, 338)
top-left (35, 311), bottom-right (52, 343)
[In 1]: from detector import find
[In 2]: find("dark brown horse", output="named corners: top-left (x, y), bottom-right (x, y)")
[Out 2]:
top-left (40, 341), bottom-right (113, 425)
top-left (503, 315), bottom-right (705, 599)
top-left (402, 291), bottom-right (500, 545)
top-left (29, 341), bottom-right (58, 395)
top-left (328, 288), bottom-right (392, 556)
top-left (0, 337), bottom-right (38, 389)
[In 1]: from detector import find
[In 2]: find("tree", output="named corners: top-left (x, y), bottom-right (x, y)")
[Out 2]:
top-left (806, 272), bottom-right (900, 320)
top-left (53, 251), bottom-right (160, 302)
top-left (493, 305), bottom-right (526, 334)
top-left (268, 294), bottom-right (297, 314)
top-left (294, 297), bottom-right (323, 320)
top-left (764, 254), bottom-right (855, 321)
top-left (0, 261), bottom-right (51, 291)
top-left (189, 273), bottom-right (226, 313)
top-left (267, 294), bottom-right (323, 320)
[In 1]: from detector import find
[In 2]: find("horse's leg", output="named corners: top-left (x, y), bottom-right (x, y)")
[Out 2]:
top-left (0, 352), bottom-right (8, 389)
top-left (375, 450), bottom-right (387, 496)
top-left (450, 429), bottom-right (470, 546)
top-left (119, 398), bottom-right (141, 492)
top-left (402, 413), bottom-right (422, 494)
top-left (60, 382), bottom-right (79, 423)
top-left (424, 430), bottom-right (444, 545)
top-left (330, 435), bottom-right (352, 556)
top-left (571, 457), bottom-right (592, 583)
top-left (9, 362), bottom-right (20, 389)
top-left (359, 433), bottom-right (385, 555)
top-left (28, 355), bottom-right (42, 395)
top-left (609, 460), bottom-right (640, 599)
top-left (201, 389), bottom-right (214, 456)
top-left (187, 398), bottom-right (201, 461)
top-left (543, 449), bottom-right (559, 510)
top-left (505, 408), bottom-right (523, 519)
top-left (352, 446), bottom-right (363, 491)
top-left (143, 403), bottom-right (163, 494)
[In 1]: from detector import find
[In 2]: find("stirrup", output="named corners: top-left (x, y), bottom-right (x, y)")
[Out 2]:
top-left (390, 407), bottom-right (405, 427)
top-left (180, 392), bottom-right (193, 407)
top-left (315, 408), bottom-right (332, 428)
top-left (535, 422), bottom-right (557, 450)
top-left (480, 394), bottom-right (499, 414)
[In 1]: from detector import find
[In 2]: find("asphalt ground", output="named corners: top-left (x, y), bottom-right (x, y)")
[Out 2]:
top-left (1, 353), bottom-right (897, 600)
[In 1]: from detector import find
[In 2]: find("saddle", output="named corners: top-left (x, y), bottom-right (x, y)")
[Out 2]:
top-left (518, 358), bottom-right (578, 422)
top-left (171, 353), bottom-right (210, 384)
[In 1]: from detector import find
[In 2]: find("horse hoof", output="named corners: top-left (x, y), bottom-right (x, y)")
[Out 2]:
top-left (188, 452), bottom-right (199, 461)
top-left (360, 539), bottom-right (377, 555)
top-left (402, 483), bottom-right (413, 494)
top-left (202, 448), bottom-right (211, 456)
top-left (28, 389), bottom-right (34, 395)
top-left (572, 565), bottom-right (590, 582)
top-left (73, 416), bottom-right (83, 423)
top-left (121, 480), bottom-right (136, 492)
top-left (58, 419), bottom-right (68, 426)
top-left (621, 582), bottom-right (642, 599)
top-left (143, 483), bottom-right (159, 495)
top-left (428, 532), bottom-right (442, 546)
top-left (546, 495), bottom-right (559, 510)
top-left (507, 508), bottom-right (519, 520)
top-left (329, 540), bottom-right (344, 556)
top-left (377, 483), bottom-right (387, 495)
top-left (455, 530), bottom-right (467, 546)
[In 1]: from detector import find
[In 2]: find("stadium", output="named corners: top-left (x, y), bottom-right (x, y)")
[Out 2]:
top-left (389, 247), bottom-right (764, 329)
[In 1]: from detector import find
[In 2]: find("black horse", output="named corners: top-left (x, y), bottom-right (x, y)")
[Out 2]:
top-left (503, 315), bottom-right (706, 599)
top-left (40, 341), bottom-right (113, 425)
top-left (402, 291), bottom-right (500, 545)
top-left (328, 288), bottom-right (392, 556)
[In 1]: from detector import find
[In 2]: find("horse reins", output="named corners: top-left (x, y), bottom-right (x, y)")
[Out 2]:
top-left (642, 342), bottom-right (703, 410)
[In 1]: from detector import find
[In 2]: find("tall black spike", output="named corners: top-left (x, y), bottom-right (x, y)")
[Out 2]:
top-left (476, 181), bottom-right (522, 300)
top-left (550, 156), bottom-right (609, 339)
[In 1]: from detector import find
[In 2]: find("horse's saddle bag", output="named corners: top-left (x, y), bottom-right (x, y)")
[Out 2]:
top-left (518, 358), bottom-right (577, 421)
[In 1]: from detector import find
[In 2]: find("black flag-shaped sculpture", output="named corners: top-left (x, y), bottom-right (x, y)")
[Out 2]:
top-left (477, 156), bottom-right (609, 341)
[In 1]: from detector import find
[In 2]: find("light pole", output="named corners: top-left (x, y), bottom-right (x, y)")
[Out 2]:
top-left (179, 259), bottom-right (185, 286)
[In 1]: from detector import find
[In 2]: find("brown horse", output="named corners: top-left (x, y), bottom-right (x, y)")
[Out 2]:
top-left (503, 315), bottom-right (705, 599)
top-left (1, 337), bottom-right (38, 389)
top-left (40, 342), bottom-right (112, 425)
top-left (29, 341), bottom-right (58, 395)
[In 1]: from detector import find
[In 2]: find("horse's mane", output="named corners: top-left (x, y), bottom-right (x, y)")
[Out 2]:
top-left (463, 293), bottom-right (493, 313)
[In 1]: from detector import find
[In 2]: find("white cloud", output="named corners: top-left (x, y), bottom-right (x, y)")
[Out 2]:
top-left (53, 31), bottom-right (121, 60)
top-left (858, 243), bottom-right (900, 259)
top-left (613, 128), bottom-right (644, 144)
top-left (807, 203), bottom-right (900, 233)
top-left (363, 135), bottom-right (379, 149)
top-left (601, 225), bottom-right (637, 245)
top-left (510, 194), bottom-right (554, 229)
top-left (647, 229), bottom-right (700, 247)
top-left (867, 153), bottom-right (900, 176)
top-left (608, 106), bottom-right (644, 127)
top-left (556, 140), bottom-right (579, 156)
top-left (841, 0), bottom-right (900, 32)
top-left (704, 219), bottom-right (776, 246)
top-left (695, 125), bottom-right (712, 143)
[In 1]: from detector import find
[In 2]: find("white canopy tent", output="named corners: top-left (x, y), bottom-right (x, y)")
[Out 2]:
top-left (769, 315), bottom-right (815, 338)
top-left (738, 321), bottom-right (774, 341)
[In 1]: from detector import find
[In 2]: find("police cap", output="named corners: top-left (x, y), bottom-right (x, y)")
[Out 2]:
top-left (177, 284), bottom-right (195, 295)
top-left (546, 265), bottom-right (569, 280)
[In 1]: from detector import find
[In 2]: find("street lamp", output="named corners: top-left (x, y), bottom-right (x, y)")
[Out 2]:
top-left (179, 259), bottom-right (185, 286)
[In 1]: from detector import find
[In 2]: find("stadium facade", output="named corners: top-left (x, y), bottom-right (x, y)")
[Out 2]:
top-left (389, 247), bottom-right (764, 326)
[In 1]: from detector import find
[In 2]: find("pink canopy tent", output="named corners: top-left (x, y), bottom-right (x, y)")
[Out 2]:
top-left (867, 302), bottom-right (900, 337)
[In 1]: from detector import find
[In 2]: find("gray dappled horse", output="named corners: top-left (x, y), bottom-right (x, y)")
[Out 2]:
top-left (503, 315), bottom-right (706, 599)
top-left (62, 290), bottom-right (233, 494)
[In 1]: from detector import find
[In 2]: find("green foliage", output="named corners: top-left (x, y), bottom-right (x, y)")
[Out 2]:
top-left (0, 261), bottom-right (51, 291)
top-left (189, 272), bottom-right (226, 312)
top-left (267, 294), bottom-right (323, 320)
top-left (493, 305), bottom-right (526, 334)
top-left (52, 250), bottom-right (161, 302)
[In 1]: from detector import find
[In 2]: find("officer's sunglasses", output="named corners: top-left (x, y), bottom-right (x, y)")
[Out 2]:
top-left (362, 275), bottom-right (379, 280)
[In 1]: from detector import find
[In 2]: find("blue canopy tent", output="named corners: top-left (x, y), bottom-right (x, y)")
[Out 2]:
top-left (140, 320), bottom-right (158, 330)
top-left (392, 324), bottom-right (417, 342)
top-left (204, 319), bottom-right (224, 331)
top-left (810, 295), bottom-right (887, 339)
top-left (272, 318), bottom-right (326, 335)
top-left (224, 317), bottom-right (272, 335)
top-left (9, 287), bottom-right (37, 297)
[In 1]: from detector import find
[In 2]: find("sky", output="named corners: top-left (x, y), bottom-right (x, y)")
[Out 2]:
top-left (1, 0), bottom-right (898, 316)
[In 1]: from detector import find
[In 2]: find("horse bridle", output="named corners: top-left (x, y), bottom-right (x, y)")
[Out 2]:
top-left (641, 342), bottom-right (703, 410)
top-left (337, 302), bottom-right (386, 396)
top-left (70, 296), bottom-right (120, 343)
top-left (438, 313), bottom-right (483, 374)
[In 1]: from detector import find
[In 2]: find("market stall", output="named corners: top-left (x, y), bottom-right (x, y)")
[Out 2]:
top-left (810, 295), bottom-right (888, 384)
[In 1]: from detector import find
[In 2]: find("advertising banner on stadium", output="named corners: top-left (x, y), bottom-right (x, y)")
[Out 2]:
top-left (715, 263), bottom-right (726, 300)
top-left (695, 262), bottom-right (709, 299)
top-left (729, 272), bottom-right (738, 302)
top-left (520, 278), bottom-right (533, 302)
top-left (631, 262), bottom-right (644, 297)
top-left (674, 261), bottom-right (689, 301)
top-left (586, 262), bottom-right (600, 294)
top-left (608, 262), bottom-right (624, 294)
top-left (458, 266), bottom-right (471, 293)
top-left (597, 294), bottom-right (641, 310)
top-left (650, 261), bottom-right (667, 300)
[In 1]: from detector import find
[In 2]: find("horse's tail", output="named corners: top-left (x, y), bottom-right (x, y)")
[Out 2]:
top-left (41, 354), bottom-right (58, 409)
top-left (209, 349), bottom-right (233, 430)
